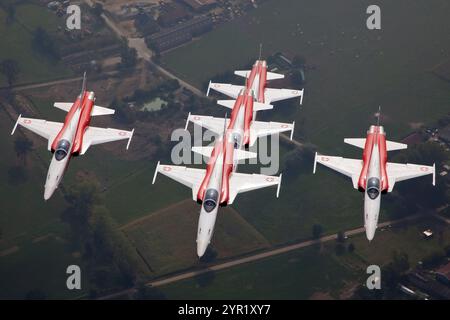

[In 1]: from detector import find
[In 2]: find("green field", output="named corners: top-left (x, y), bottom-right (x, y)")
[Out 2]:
top-left (160, 246), bottom-right (353, 299)
top-left (124, 200), bottom-right (270, 277)
top-left (161, 0), bottom-right (450, 244)
top-left (0, 4), bottom-right (72, 86)
top-left (160, 217), bottom-right (450, 299)
top-left (162, 0), bottom-right (450, 148)
top-left (0, 236), bottom-right (87, 299)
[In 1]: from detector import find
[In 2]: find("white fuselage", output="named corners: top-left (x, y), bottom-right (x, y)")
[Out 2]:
top-left (196, 148), bottom-right (224, 257)
top-left (44, 98), bottom-right (84, 200)
top-left (363, 142), bottom-right (381, 241)
top-left (196, 100), bottom-right (251, 257)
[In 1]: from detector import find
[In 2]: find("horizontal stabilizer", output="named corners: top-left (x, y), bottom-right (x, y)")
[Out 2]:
top-left (234, 70), bottom-right (250, 78)
top-left (191, 146), bottom-right (214, 159)
top-left (54, 103), bottom-right (115, 116)
top-left (386, 140), bottom-right (407, 151)
top-left (54, 102), bottom-right (73, 112)
top-left (267, 71), bottom-right (284, 80)
top-left (344, 138), bottom-right (366, 149)
top-left (217, 100), bottom-right (236, 109)
top-left (234, 149), bottom-right (257, 161)
top-left (253, 102), bottom-right (273, 111)
top-left (91, 105), bottom-right (115, 116)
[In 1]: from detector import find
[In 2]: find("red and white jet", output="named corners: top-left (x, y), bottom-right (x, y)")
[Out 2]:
top-left (187, 87), bottom-right (295, 148)
top-left (11, 74), bottom-right (134, 200)
top-left (152, 123), bottom-right (282, 257)
top-left (313, 121), bottom-right (435, 241)
top-left (207, 59), bottom-right (304, 105)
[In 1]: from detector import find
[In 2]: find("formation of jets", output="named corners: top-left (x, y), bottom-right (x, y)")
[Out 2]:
top-left (153, 57), bottom-right (302, 257)
top-left (11, 60), bottom-right (437, 257)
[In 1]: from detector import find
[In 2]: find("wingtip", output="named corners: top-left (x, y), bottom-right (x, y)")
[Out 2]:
top-left (126, 128), bottom-right (134, 150)
top-left (11, 114), bottom-right (22, 135)
top-left (290, 121), bottom-right (295, 140)
top-left (152, 161), bottom-right (160, 185)
top-left (313, 152), bottom-right (318, 174)
top-left (206, 81), bottom-right (212, 97)
top-left (185, 112), bottom-right (191, 131)
top-left (299, 89), bottom-right (304, 105)
top-left (276, 173), bottom-right (283, 198)
top-left (432, 163), bottom-right (436, 186)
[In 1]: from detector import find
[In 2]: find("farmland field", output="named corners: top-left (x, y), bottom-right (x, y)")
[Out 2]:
top-left (0, 4), bottom-right (72, 86)
top-left (124, 199), bottom-right (271, 278)
top-left (160, 217), bottom-right (450, 299)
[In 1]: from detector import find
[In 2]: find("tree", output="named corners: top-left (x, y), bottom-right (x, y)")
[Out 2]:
top-left (348, 243), bottom-right (355, 253)
top-left (312, 224), bottom-right (323, 239)
top-left (14, 135), bottom-right (33, 165)
top-left (292, 55), bottom-right (306, 68)
top-left (119, 42), bottom-right (138, 69)
top-left (133, 283), bottom-right (166, 300)
top-left (32, 27), bottom-right (60, 60)
top-left (91, 3), bottom-right (104, 17)
top-left (0, 59), bottom-right (20, 87)
top-left (336, 231), bottom-right (345, 243)
top-left (335, 243), bottom-right (345, 256)
top-left (290, 69), bottom-right (304, 86)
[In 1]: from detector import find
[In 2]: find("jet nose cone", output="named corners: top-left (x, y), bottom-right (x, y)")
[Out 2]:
top-left (365, 227), bottom-right (376, 242)
top-left (44, 185), bottom-right (55, 201)
top-left (197, 240), bottom-right (208, 258)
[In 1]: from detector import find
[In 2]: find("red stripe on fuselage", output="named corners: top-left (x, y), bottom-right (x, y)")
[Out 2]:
top-left (50, 92), bottom-right (95, 154)
top-left (245, 60), bottom-right (267, 103)
top-left (220, 139), bottom-right (235, 204)
top-left (196, 141), bottom-right (223, 202)
top-left (358, 126), bottom-right (389, 191)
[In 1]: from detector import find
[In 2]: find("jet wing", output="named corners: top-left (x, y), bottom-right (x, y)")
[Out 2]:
top-left (228, 172), bottom-right (282, 204)
top-left (186, 113), bottom-right (229, 135)
top-left (152, 162), bottom-right (206, 201)
top-left (11, 115), bottom-right (63, 150)
top-left (80, 126), bottom-right (134, 155)
top-left (249, 120), bottom-right (295, 145)
top-left (265, 87), bottom-right (304, 105)
top-left (313, 152), bottom-right (362, 189)
top-left (386, 162), bottom-right (435, 192)
top-left (207, 82), bottom-right (244, 99)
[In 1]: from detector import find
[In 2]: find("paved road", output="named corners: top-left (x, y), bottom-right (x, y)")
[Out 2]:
top-left (98, 213), bottom-right (422, 299)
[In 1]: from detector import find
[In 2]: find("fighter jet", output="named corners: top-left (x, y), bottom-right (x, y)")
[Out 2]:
top-left (206, 54), bottom-right (304, 105)
top-left (313, 114), bottom-right (435, 241)
top-left (186, 87), bottom-right (295, 148)
top-left (11, 73), bottom-right (134, 200)
top-left (152, 122), bottom-right (282, 257)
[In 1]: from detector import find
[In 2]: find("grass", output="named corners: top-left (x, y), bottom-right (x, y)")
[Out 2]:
top-left (160, 246), bottom-right (353, 299)
top-left (163, 0), bottom-right (450, 148)
top-left (0, 108), bottom-right (67, 246)
top-left (341, 217), bottom-right (450, 267)
top-left (0, 236), bottom-right (88, 299)
top-left (160, 216), bottom-right (450, 299)
top-left (124, 200), bottom-right (270, 278)
top-left (0, 4), bottom-right (72, 86)
top-left (161, 0), bottom-right (450, 243)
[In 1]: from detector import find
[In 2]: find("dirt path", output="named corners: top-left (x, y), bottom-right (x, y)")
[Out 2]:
top-left (99, 213), bottom-right (423, 299)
